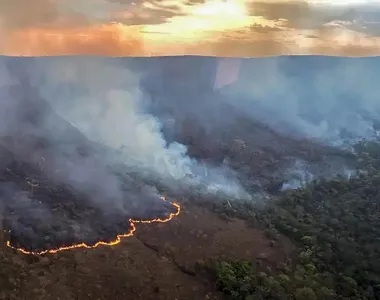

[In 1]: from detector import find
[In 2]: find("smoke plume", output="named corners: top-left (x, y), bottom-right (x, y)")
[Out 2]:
top-left (0, 56), bottom-right (249, 203)
top-left (217, 56), bottom-right (380, 146)
top-left (2, 54), bottom-right (378, 249)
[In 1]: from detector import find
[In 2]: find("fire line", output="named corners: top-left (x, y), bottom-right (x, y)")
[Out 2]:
top-left (5, 196), bottom-right (181, 255)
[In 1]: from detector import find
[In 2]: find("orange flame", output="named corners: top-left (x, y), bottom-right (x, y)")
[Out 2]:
top-left (5, 196), bottom-right (180, 255)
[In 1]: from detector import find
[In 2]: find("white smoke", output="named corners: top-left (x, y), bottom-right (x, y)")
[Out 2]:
top-left (29, 58), bottom-right (250, 200)
top-left (281, 158), bottom-right (356, 191)
top-left (217, 57), bottom-right (380, 145)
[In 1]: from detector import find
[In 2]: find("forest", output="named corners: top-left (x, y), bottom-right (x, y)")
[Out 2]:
top-left (207, 140), bottom-right (380, 300)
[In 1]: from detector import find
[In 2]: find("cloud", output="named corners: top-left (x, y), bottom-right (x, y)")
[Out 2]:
top-left (184, 0), bottom-right (206, 5)
top-left (1, 0), bottom-right (380, 56)
top-left (1, 24), bottom-right (144, 56)
top-left (0, 0), bottom-right (86, 30)
top-left (186, 30), bottom-right (287, 57)
top-left (322, 6), bottom-right (380, 37)
top-left (304, 26), bottom-right (380, 56)
top-left (0, 0), bottom-right (183, 31)
top-left (183, 24), bottom-right (380, 57)
top-left (0, 0), bottom-right (182, 56)
top-left (248, 1), bottom-right (380, 36)
top-left (93, 0), bottom-right (186, 25)
top-left (251, 24), bottom-right (284, 33)
top-left (112, 7), bottom-right (184, 25)
top-left (248, 1), bottom-right (316, 28)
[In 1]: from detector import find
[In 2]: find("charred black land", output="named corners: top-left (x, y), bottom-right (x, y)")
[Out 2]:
top-left (0, 59), bottom-right (178, 253)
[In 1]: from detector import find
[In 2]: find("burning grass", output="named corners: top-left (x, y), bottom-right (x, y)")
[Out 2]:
top-left (0, 159), bottom-right (180, 255)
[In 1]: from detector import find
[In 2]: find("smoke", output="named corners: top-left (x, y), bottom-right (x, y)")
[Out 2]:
top-left (6, 54), bottom-right (380, 250)
top-left (1, 57), bottom-right (249, 202)
top-left (280, 158), bottom-right (355, 191)
top-left (2, 54), bottom-right (377, 224)
top-left (217, 56), bottom-right (380, 146)
top-left (210, 56), bottom-right (380, 189)
top-left (1, 57), bottom-right (221, 249)
top-left (125, 56), bottom-right (370, 193)
top-left (132, 56), bottom-right (380, 149)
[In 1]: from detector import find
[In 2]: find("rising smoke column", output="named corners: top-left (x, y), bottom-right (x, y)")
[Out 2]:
top-left (28, 57), bottom-right (250, 200)
top-left (0, 57), bottom-right (184, 253)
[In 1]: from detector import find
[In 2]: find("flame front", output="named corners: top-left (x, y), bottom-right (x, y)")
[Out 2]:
top-left (5, 196), bottom-right (181, 255)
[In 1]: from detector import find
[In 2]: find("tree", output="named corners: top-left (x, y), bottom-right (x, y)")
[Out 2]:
top-left (294, 287), bottom-right (317, 300)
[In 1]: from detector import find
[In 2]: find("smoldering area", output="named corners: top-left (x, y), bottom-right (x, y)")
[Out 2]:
top-left (0, 55), bottom-right (377, 252)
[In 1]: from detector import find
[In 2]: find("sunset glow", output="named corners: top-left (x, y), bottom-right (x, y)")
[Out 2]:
top-left (142, 0), bottom-right (254, 42)
top-left (1, 0), bottom-right (380, 56)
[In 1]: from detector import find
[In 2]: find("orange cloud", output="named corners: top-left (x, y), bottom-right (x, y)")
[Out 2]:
top-left (1, 0), bottom-right (380, 57)
top-left (1, 24), bottom-right (144, 56)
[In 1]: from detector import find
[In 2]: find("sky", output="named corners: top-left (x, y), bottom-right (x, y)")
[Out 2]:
top-left (1, 0), bottom-right (380, 56)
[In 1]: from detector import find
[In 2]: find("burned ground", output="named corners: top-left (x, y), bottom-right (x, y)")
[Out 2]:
top-left (0, 59), bottom-right (180, 253)
top-left (0, 143), bottom-right (178, 253)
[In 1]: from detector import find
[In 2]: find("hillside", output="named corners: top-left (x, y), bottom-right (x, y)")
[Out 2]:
top-left (209, 141), bottom-right (380, 300)
top-left (0, 55), bottom-right (379, 299)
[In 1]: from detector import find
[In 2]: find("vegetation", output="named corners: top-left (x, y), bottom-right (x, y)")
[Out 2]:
top-left (211, 141), bottom-right (380, 299)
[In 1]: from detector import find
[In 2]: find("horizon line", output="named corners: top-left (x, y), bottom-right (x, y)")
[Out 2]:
top-left (1, 54), bottom-right (380, 59)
